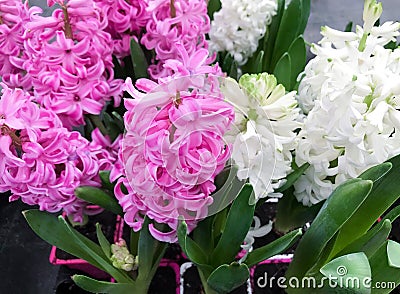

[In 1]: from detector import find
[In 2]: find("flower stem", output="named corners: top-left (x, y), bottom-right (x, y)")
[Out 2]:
top-left (358, 33), bottom-right (368, 52)
top-left (170, 0), bottom-right (176, 18)
top-left (62, 5), bottom-right (73, 39)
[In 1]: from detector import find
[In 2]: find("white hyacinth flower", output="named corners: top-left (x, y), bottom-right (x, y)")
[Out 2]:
top-left (209, 0), bottom-right (278, 65)
top-left (294, 0), bottom-right (400, 206)
top-left (222, 73), bottom-right (301, 203)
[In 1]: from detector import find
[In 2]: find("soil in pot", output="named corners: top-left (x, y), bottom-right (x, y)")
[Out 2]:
top-left (55, 210), bottom-right (117, 260)
top-left (148, 265), bottom-right (178, 294)
top-left (252, 263), bottom-right (288, 294)
top-left (183, 265), bottom-right (248, 294)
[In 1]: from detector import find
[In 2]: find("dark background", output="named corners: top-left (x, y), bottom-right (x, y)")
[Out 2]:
top-left (1, 0), bottom-right (399, 293)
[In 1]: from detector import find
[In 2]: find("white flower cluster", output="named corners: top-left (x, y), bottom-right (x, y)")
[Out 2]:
top-left (222, 73), bottom-right (301, 203)
top-left (209, 0), bottom-right (278, 65)
top-left (294, 0), bottom-right (400, 206)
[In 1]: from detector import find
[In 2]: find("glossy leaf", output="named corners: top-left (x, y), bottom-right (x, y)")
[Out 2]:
top-left (211, 184), bottom-right (256, 267)
top-left (359, 162), bottom-right (392, 183)
top-left (263, 0), bottom-right (285, 71)
top-left (320, 253), bottom-right (371, 294)
top-left (177, 220), bottom-right (208, 266)
top-left (96, 223), bottom-right (111, 259)
top-left (276, 163), bottom-right (310, 193)
top-left (297, 0), bottom-right (311, 36)
top-left (369, 241), bottom-right (400, 293)
top-left (387, 240), bottom-right (400, 268)
top-left (245, 228), bottom-right (302, 267)
top-left (207, 263), bottom-right (250, 293)
top-left (130, 38), bottom-right (149, 79)
top-left (73, 275), bottom-right (139, 294)
top-left (287, 36), bottom-right (307, 89)
top-left (270, 0), bottom-right (301, 69)
top-left (253, 50), bottom-right (264, 73)
top-left (332, 155), bottom-right (400, 256)
top-left (207, 0), bottom-right (221, 21)
top-left (286, 179), bottom-right (373, 279)
top-left (273, 53), bottom-right (292, 90)
top-left (99, 171), bottom-right (114, 191)
top-left (75, 186), bottom-right (123, 216)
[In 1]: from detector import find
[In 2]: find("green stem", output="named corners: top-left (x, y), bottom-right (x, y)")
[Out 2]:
top-left (358, 33), bottom-right (368, 52)
top-left (87, 114), bottom-right (108, 136)
top-left (198, 268), bottom-right (218, 294)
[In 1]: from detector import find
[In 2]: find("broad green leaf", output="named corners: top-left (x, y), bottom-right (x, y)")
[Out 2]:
top-left (337, 220), bottom-right (391, 259)
top-left (207, 263), bottom-right (250, 293)
top-left (193, 216), bottom-right (215, 255)
top-left (207, 0), bottom-right (221, 21)
top-left (229, 61), bottom-right (238, 80)
top-left (253, 50), bottom-right (264, 73)
top-left (130, 38), bottom-right (149, 79)
top-left (75, 186), bottom-right (123, 216)
top-left (273, 53), bottom-right (292, 90)
top-left (332, 155), bottom-right (400, 257)
top-left (177, 220), bottom-right (209, 266)
top-left (23, 210), bottom-right (105, 270)
top-left (59, 217), bottom-right (132, 283)
top-left (287, 36), bottom-right (307, 89)
top-left (387, 240), bottom-right (400, 268)
top-left (263, 0), bottom-right (285, 71)
top-left (211, 184), bottom-right (256, 267)
top-left (369, 241), bottom-right (400, 293)
top-left (286, 179), bottom-right (373, 279)
top-left (275, 186), bottom-right (323, 233)
top-left (245, 228), bottom-right (302, 267)
top-left (137, 217), bottom-right (166, 281)
top-left (222, 53), bottom-right (234, 74)
top-left (276, 163), bottom-right (310, 193)
top-left (99, 171), bottom-right (114, 191)
top-left (270, 0), bottom-right (301, 69)
top-left (73, 275), bottom-right (139, 294)
top-left (297, 0), bottom-right (310, 36)
top-left (320, 253), bottom-right (371, 294)
top-left (359, 162), bottom-right (392, 183)
top-left (96, 223), bottom-right (111, 259)
top-left (130, 229), bottom-right (140, 256)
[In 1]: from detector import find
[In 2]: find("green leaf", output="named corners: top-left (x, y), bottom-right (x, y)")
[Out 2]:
top-left (270, 0), bottom-right (301, 69)
top-left (99, 171), bottom-right (114, 191)
top-left (130, 229), bottom-right (140, 256)
top-left (276, 163), bottom-right (310, 193)
top-left (177, 220), bottom-right (209, 266)
top-left (332, 155), bottom-right (400, 256)
top-left (320, 253), bottom-right (371, 294)
top-left (211, 184), bottom-right (256, 267)
top-left (207, 263), bottom-right (250, 293)
top-left (297, 0), bottom-right (311, 36)
top-left (287, 36), bottom-right (306, 89)
top-left (207, 0), bottom-right (221, 21)
top-left (253, 50), bottom-right (264, 73)
top-left (245, 228), bottom-right (302, 267)
top-left (75, 186), bottom-right (123, 216)
top-left (96, 223), bottom-right (111, 259)
top-left (337, 219), bottom-right (391, 259)
top-left (286, 179), bottom-right (373, 279)
top-left (130, 38), bottom-right (149, 79)
top-left (359, 162), bottom-right (392, 183)
top-left (273, 53), bottom-right (292, 90)
top-left (229, 61), bottom-right (238, 80)
top-left (192, 216), bottom-right (215, 255)
top-left (263, 0), bottom-right (285, 71)
top-left (73, 275), bottom-right (138, 294)
top-left (387, 240), bottom-right (400, 268)
top-left (275, 187), bottom-right (323, 233)
top-left (369, 241), bottom-right (400, 293)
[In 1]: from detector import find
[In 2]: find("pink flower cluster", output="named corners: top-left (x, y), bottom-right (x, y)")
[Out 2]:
top-left (0, 0), bottom-right (34, 90)
top-left (20, 0), bottom-right (123, 128)
top-left (115, 71), bottom-right (234, 242)
top-left (94, 0), bottom-right (149, 59)
top-left (141, 0), bottom-right (210, 80)
top-left (0, 86), bottom-right (118, 222)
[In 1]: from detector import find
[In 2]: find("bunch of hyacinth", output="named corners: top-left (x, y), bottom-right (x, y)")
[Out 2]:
top-left (0, 0), bottom-right (35, 90)
top-left (21, 0), bottom-right (122, 128)
top-left (209, 0), bottom-right (278, 65)
top-left (294, 0), bottom-right (400, 206)
top-left (94, 0), bottom-right (149, 59)
top-left (141, 0), bottom-right (210, 80)
top-left (222, 73), bottom-right (301, 203)
top-left (0, 86), bottom-right (117, 222)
